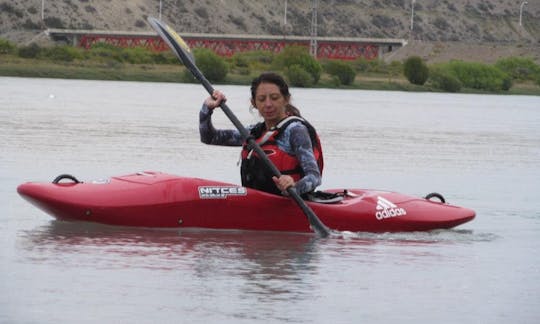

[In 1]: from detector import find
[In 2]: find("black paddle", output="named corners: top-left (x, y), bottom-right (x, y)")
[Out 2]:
top-left (147, 17), bottom-right (331, 237)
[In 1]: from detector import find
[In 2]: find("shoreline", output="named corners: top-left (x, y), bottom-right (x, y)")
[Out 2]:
top-left (1, 57), bottom-right (539, 96)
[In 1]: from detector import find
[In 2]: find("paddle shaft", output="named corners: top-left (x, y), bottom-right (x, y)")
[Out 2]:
top-left (149, 17), bottom-right (330, 237)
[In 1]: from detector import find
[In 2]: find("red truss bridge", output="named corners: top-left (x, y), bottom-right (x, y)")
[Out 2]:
top-left (47, 29), bottom-right (406, 60)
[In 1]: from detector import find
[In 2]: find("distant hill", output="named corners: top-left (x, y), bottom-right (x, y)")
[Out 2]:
top-left (1, 0), bottom-right (539, 63)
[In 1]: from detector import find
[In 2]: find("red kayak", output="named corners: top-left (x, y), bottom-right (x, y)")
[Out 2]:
top-left (17, 171), bottom-right (475, 233)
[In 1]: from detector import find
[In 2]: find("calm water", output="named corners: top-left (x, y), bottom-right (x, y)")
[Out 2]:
top-left (1, 77), bottom-right (539, 323)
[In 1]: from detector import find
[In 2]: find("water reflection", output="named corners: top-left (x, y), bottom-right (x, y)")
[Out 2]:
top-left (19, 220), bottom-right (496, 273)
top-left (19, 221), bottom-right (325, 301)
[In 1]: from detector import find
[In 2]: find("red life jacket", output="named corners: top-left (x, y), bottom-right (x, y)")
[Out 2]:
top-left (240, 116), bottom-right (323, 195)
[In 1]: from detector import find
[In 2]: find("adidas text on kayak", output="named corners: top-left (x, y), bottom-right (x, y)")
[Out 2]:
top-left (375, 196), bottom-right (407, 220)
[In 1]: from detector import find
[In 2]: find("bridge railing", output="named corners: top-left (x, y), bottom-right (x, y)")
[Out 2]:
top-left (47, 29), bottom-right (406, 61)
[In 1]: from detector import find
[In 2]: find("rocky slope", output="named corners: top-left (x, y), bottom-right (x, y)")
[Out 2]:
top-left (1, 0), bottom-right (539, 63)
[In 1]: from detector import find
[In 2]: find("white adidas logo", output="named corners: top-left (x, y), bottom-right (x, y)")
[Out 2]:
top-left (375, 196), bottom-right (407, 220)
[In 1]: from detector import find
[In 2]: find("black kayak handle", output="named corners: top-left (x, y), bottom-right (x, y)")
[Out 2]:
top-left (52, 174), bottom-right (81, 184)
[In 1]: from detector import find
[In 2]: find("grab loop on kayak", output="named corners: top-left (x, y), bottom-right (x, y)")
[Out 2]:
top-left (52, 174), bottom-right (81, 184)
top-left (425, 192), bottom-right (445, 203)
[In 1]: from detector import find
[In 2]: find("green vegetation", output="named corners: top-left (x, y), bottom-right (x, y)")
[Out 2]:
top-left (437, 60), bottom-right (512, 91)
top-left (0, 38), bottom-right (16, 54)
top-left (0, 38), bottom-right (539, 95)
top-left (495, 57), bottom-right (540, 82)
top-left (273, 46), bottom-right (322, 86)
top-left (192, 48), bottom-right (228, 82)
top-left (324, 60), bottom-right (357, 86)
top-left (428, 66), bottom-right (462, 93)
top-left (404, 56), bottom-right (429, 85)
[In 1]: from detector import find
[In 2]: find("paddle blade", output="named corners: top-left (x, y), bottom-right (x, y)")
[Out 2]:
top-left (147, 16), bottom-right (195, 66)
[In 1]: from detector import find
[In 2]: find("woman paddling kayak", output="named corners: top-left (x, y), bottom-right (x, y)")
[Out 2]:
top-left (199, 72), bottom-right (323, 196)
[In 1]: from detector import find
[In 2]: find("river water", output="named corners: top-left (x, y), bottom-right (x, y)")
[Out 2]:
top-left (1, 77), bottom-right (539, 323)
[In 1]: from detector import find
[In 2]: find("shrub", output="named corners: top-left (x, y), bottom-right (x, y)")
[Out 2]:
top-left (194, 7), bottom-right (209, 19)
top-left (44, 17), bottom-right (65, 28)
top-left (151, 51), bottom-right (176, 64)
top-left (193, 48), bottom-right (228, 82)
top-left (0, 38), bottom-right (16, 55)
top-left (353, 57), bottom-right (371, 72)
top-left (501, 76), bottom-right (513, 91)
top-left (85, 42), bottom-right (119, 60)
top-left (429, 66), bottom-right (462, 92)
top-left (495, 57), bottom-right (540, 81)
top-left (274, 46), bottom-right (321, 84)
top-left (285, 64), bottom-right (313, 87)
top-left (353, 57), bottom-right (388, 73)
top-left (228, 54), bottom-right (251, 75)
top-left (445, 60), bottom-right (510, 91)
top-left (42, 45), bottom-right (83, 62)
top-left (22, 19), bottom-right (41, 29)
top-left (119, 46), bottom-right (154, 64)
top-left (232, 54), bottom-right (248, 68)
top-left (18, 43), bottom-right (41, 58)
top-left (403, 56), bottom-right (429, 85)
top-left (232, 50), bottom-right (273, 71)
top-left (386, 60), bottom-right (403, 80)
top-left (0, 3), bottom-right (23, 18)
top-left (134, 20), bottom-right (146, 28)
top-left (182, 69), bottom-right (197, 83)
top-left (324, 60), bottom-right (356, 85)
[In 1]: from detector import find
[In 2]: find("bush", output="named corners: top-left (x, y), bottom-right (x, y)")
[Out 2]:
top-left (151, 51), bottom-right (176, 64)
top-left (232, 50), bottom-right (273, 71)
top-left (85, 42), bottom-right (120, 61)
top-left (353, 58), bottom-right (389, 74)
top-left (387, 60), bottom-right (403, 80)
top-left (18, 43), bottom-right (41, 58)
top-left (445, 60), bottom-right (510, 91)
top-left (182, 69), bottom-right (197, 83)
top-left (403, 56), bottom-right (429, 85)
top-left (495, 57), bottom-right (540, 81)
top-left (193, 48), bottom-right (228, 82)
top-left (429, 66), bottom-right (462, 92)
top-left (353, 57), bottom-right (371, 72)
top-left (501, 76), bottom-right (513, 91)
top-left (274, 46), bottom-right (322, 84)
top-left (324, 60), bottom-right (356, 85)
top-left (0, 3), bottom-right (23, 18)
top-left (42, 45), bottom-right (83, 62)
top-left (0, 38), bottom-right (16, 55)
top-left (44, 17), bottom-right (65, 28)
top-left (119, 46), bottom-right (154, 64)
top-left (285, 64), bottom-right (313, 87)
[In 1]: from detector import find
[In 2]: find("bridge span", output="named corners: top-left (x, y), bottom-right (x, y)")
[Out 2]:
top-left (47, 28), bottom-right (406, 61)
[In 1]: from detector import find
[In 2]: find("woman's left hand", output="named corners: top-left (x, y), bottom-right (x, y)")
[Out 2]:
top-left (272, 175), bottom-right (295, 193)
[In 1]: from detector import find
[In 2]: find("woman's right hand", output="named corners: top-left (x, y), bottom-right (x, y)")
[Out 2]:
top-left (204, 90), bottom-right (226, 110)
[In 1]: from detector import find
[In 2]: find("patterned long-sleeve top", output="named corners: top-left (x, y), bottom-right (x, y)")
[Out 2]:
top-left (199, 104), bottom-right (321, 195)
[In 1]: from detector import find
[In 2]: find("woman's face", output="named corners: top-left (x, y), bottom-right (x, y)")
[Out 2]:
top-left (252, 82), bottom-right (289, 127)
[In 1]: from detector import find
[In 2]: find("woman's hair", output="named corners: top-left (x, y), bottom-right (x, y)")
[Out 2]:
top-left (250, 72), bottom-right (291, 101)
top-left (285, 104), bottom-right (302, 117)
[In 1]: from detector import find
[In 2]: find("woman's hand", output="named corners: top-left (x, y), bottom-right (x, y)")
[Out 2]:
top-left (204, 90), bottom-right (226, 110)
top-left (272, 175), bottom-right (295, 194)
